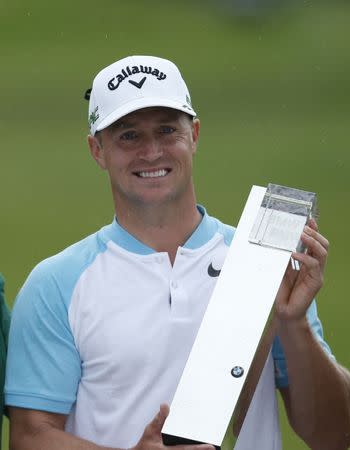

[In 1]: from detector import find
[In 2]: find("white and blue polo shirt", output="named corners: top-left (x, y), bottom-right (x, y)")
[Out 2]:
top-left (5, 206), bottom-right (333, 449)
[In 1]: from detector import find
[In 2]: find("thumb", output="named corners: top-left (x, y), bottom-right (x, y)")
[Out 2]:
top-left (147, 404), bottom-right (170, 435)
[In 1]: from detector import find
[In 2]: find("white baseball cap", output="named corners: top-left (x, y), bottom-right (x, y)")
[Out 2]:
top-left (88, 55), bottom-right (196, 135)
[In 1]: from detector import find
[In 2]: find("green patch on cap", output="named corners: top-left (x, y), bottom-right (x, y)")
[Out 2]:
top-left (89, 106), bottom-right (100, 128)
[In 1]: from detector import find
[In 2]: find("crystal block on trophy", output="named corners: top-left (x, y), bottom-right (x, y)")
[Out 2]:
top-left (249, 183), bottom-right (317, 253)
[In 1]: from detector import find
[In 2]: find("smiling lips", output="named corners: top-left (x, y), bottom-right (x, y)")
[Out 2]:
top-left (135, 169), bottom-right (170, 178)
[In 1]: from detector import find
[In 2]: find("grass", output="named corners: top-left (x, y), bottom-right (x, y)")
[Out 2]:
top-left (1, 1), bottom-right (350, 448)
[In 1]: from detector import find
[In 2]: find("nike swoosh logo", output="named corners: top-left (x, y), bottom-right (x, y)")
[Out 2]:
top-left (207, 263), bottom-right (221, 277)
top-left (128, 77), bottom-right (147, 89)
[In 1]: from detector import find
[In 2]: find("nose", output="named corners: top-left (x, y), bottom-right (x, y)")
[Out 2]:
top-left (138, 136), bottom-right (163, 161)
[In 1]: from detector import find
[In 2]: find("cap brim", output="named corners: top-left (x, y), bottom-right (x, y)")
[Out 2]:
top-left (94, 97), bottom-right (196, 134)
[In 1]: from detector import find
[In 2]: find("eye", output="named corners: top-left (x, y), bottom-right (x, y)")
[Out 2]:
top-left (120, 130), bottom-right (137, 141)
top-left (159, 126), bottom-right (175, 134)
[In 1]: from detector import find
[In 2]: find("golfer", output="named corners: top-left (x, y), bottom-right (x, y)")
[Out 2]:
top-left (5, 55), bottom-right (350, 450)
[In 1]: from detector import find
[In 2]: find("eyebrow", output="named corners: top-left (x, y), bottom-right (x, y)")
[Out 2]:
top-left (112, 121), bottom-right (135, 130)
top-left (112, 112), bottom-right (181, 130)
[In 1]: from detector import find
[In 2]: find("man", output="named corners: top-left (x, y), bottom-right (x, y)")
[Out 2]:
top-left (0, 274), bottom-right (10, 449)
top-left (5, 56), bottom-right (350, 449)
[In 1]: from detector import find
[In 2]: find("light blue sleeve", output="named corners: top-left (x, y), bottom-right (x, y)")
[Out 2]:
top-left (272, 300), bottom-right (334, 389)
top-left (5, 259), bottom-right (81, 414)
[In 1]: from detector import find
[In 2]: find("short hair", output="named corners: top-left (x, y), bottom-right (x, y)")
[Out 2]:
top-left (94, 131), bottom-right (103, 147)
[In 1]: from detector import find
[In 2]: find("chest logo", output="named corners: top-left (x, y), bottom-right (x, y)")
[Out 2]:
top-left (207, 263), bottom-right (221, 278)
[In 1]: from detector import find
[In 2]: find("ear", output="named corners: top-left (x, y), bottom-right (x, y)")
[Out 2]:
top-left (191, 118), bottom-right (200, 155)
top-left (88, 135), bottom-right (107, 170)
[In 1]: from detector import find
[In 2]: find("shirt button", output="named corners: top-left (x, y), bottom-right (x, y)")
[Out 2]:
top-left (171, 281), bottom-right (178, 289)
top-left (156, 256), bottom-right (163, 263)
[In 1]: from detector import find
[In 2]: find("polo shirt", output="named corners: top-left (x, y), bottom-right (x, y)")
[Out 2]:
top-left (5, 207), bottom-right (332, 449)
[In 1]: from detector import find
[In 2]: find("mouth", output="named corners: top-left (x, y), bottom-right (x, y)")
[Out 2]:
top-left (134, 169), bottom-right (171, 178)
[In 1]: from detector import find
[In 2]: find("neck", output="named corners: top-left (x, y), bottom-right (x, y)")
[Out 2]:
top-left (115, 196), bottom-right (202, 265)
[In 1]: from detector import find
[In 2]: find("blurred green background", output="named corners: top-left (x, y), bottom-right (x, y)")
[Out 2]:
top-left (1, 0), bottom-right (349, 448)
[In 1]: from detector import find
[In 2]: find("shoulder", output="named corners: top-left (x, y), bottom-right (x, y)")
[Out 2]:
top-left (15, 226), bottom-right (109, 310)
top-left (31, 231), bottom-right (104, 277)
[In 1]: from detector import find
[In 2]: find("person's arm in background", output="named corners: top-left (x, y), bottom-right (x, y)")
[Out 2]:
top-left (275, 222), bottom-right (350, 449)
top-left (0, 274), bottom-right (11, 448)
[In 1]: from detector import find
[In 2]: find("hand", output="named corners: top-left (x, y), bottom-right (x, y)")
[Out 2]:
top-left (274, 219), bottom-right (329, 324)
top-left (133, 404), bottom-right (215, 450)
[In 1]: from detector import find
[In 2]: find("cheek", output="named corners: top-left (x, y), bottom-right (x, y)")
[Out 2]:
top-left (176, 149), bottom-right (195, 172)
top-left (105, 151), bottom-right (130, 171)
top-left (171, 134), bottom-right (194, 152)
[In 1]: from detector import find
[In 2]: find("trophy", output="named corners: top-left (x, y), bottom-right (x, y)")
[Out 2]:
top-left (162, 184), bottom-right (317, 449)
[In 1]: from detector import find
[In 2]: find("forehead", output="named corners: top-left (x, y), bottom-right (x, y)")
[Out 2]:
top-left (110, 107), bottom-right (189, 129)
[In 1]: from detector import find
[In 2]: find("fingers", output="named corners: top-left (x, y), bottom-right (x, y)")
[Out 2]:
top-left (291, 226), bottom-right (329, 285)
top-left (301, 232), bottom-right (327, 259)
top-left (293, 241), bottom-right (325, 271)
top-left (307, 217), bottom-right (318, 232)
top-left (303, 225), bottom-right (329, 251)
top-left (291, 251), bottom-right (322, 273)
top-left (174, 444), bottom-right (215, 450)
top-left (147, 404), bottom-right (170, 435)
top-left (142, 404), bottom-right (215, 450)
top-left (275, 222), bottom-right (328, 322)
top-left (298, 227), bottom-right (328, 271)
top-left (159, 404), bottom-right (170, 421)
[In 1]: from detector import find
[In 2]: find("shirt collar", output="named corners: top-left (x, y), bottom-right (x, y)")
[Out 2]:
top-left (102, 205), bottom-right (219, 255)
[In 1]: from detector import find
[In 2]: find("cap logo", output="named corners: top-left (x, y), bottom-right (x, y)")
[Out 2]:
top-left (107, 65), bottom-right (167, 91)
top-left (88, 106), bottom-right (99, 128)
top-left (181, 94), bottom-right (193, 112)
top-left (128, 76), bottom-right (146, 89)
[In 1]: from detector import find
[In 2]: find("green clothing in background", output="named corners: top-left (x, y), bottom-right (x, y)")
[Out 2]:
top-left (0, 274), bottom-right (11, 449)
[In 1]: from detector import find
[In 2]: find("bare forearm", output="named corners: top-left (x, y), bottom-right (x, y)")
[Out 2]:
top-left (11, 425), bottom-right (117, 450)
top-left (278, 318), bottom-right (350, 449)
